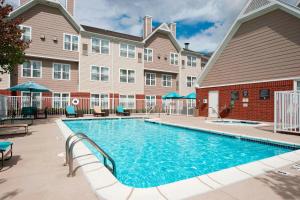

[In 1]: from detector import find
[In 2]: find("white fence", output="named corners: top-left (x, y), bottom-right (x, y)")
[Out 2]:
top-left (3, 96), bottom-right (196, 117)
top-left (274, 91), bottom-right (300, 134)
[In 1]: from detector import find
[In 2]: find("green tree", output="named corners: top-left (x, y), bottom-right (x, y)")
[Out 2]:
top-left (0, 0), bottom-right (29, 74)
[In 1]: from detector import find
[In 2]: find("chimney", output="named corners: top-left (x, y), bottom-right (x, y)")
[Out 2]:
top-left (184, 43), bottom-right (190, 49)
top-left (66, 0), bottom-right (75, 15)
top-left (143, 15), bottom-right (153, 39)
top-left (169, 23), bottom-right (176, 38)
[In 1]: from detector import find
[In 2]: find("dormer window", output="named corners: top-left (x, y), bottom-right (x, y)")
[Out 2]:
top-left (144, 48), bottom-right (153, 62)
top-left (64, 33), bottom-right (79, 51)
top-left (170, 53), bottom-right (179, 65)
top-left (20, 25), bottom-right (31, 42)
top-left (187, 56), bottom-right (197, 67)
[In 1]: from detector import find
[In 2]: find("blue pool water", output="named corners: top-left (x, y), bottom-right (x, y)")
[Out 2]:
top-left (64, 119), bottom-right (296, 188)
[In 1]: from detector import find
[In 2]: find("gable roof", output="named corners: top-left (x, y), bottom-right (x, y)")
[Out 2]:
top-left (143, 23), bottom-right (182, 52)
top-left (196, 0), bottom-right (300, 88)
top-left (81, 25), bottom-right (143, 42)
top-left (9, 0), bottom-right (82, 31)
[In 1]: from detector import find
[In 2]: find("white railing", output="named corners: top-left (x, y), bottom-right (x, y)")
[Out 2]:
top-left (274, 91), bottom-right (300, 134)
top-left (3, 96), bottom-right (196, 117)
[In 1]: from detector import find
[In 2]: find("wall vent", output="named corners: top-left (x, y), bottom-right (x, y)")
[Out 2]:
top-left (243, 0), bottom-right (271, 15)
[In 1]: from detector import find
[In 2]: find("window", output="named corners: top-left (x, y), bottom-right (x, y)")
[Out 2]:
top-left (119, 95), bottom-right (135, 109)
top-left (295, 80), bottom-right (300, 91)
top-left (91, 66), bottom-right (109, 81)
top-left (53, 93), bottom-right (70, 108)
top-left (170, 53), bottom-right (179, 65)
top-left (120, 69), bottom-right (135, 83)
top-left (145, 73), bottom-right (156, 86)
top-left (22, 60), bottom-right (42, 78)
top-left (144, 48), bottom-right (153, 62)
top-left (91, 38), bottom-right (109, 54)
top-left (259, 89), bottom-right (270, 100)
top-left (186, 76), bottom-right (197, 88)
top-left (53, 63), bottom-right (70, 80)
top-left (20, 25), bottom-right (31, 42)
top-left (64, 34), bottom-right (79, 51)
top-left (90, 94), bottom-right (109, 109)
top-left (201, 59), bottom-right (208, 69)
top-left (21, 92), bottom-right (41, 108)
top-left (145, 96), bottom-right (156, 108)
top-left (162, 74), bottom-right (172, 87)
top-left (187, 56), bottom-right (197, 67)
top-left (120, 43), bottom-right (135, 58)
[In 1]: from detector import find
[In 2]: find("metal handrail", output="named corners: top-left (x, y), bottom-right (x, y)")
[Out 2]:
top-left (209, 107), bottom-right (223, 121)
top-left (65, 133), bottom-right (89, 166)
top-left (65, 133), bottom-right (116, 177)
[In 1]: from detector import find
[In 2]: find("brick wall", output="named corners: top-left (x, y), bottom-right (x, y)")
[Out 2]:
top-left (196, 80), bottom-right (294, 122)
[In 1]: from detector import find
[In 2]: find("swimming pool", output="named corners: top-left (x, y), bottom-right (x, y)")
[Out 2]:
top-left (64, 119), bottom-right (297, 188)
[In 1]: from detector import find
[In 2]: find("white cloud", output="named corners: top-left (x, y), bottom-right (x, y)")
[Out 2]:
top-left (6, 0), bottom-right (299, 52)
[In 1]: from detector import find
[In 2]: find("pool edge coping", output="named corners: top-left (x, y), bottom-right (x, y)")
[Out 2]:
top-left (56, 117), bottom-right (300, 200)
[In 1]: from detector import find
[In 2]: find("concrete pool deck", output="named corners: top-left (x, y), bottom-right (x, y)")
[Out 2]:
top-left (1, 115), bottom-right (300, 199)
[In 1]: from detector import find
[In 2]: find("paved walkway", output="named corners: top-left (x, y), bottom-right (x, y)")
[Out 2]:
top-left (1, 115), bottom-right (300, 200)
top-left (0, 118), bottom-right (97, 200)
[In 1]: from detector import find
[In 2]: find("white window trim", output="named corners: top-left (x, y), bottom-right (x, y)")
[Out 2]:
top-left (145, 72), bottom-right (156, 86)
top-left (294, 80), bottom-right (300, 91)
top-left (90, 37), bottom-right (110, 55)
top-left (52, 92), bottom-right (70, 108)
top-left (119, 68), bottom-right (136, 84)
top-left (119, 43), bottom-right (136, 59)
top-left (90, 93), bottom-right (110, 109)
top-left (20, 25), bottom-right (32, 41)
top-left (52, 63), bottom-right (71, 81)
top-left (90, 65), bottom-right (110, 82)
top-left (63, 33), bottom-right (80, 52)
top-left (186, 76), bottom-right (197, 88)
top-left (21, 60), bottom-right (42, 78)
top-left (144, 48), bottom-right (153, 62)
top-left (21, 91), bottom-right (42, 109)
top-left (162, 74), bottom-right (172, 87)
top-left (119, 94), bottom-right (136, 109)
top-left (145, 95), bottom-right (156, 108)
top-left (170, 52), bottom-right (179, 66)
top-left (187, 55), bottom-right (197, 67)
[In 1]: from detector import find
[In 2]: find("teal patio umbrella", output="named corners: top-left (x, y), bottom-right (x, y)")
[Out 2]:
top-left (162, 92), bottom-right (183, 99)
top-left (184, 92), bottom-right (196, 99)
top-left (9, 81), bottom-right (51, 106)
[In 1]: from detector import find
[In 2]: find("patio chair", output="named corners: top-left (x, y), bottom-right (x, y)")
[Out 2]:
top-left (21, 107), bottom-right (37, 119)
top-left (65, 106), bottom-right (78, 118)
top-left (93, 106), bottom-right (109, 117)
top-left (0, 141), bottom-right (13, 170)
top-left (116, 106), bottom-right (130, 116)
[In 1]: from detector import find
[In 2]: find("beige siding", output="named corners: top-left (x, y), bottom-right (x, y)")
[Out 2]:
top-left (79, 32), bottom-right (144, 95)
top-left (19, 4), bottom-right (79, 61)
top-left (12, 57), bottom-right (78, 92)
top-left (180, 53), bottom-right (203, 95)
top-left (201, 10), bottom-right (300, 87)
top-left (144, 32), bottom-right (180, 73)
top-left (144, 70), bottom-right (178, 96)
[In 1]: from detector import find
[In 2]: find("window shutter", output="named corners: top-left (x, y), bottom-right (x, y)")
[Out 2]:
top-left (138, 52), bottom-right (142, 63)
top-left (82, 43), bottom-right (88, 56)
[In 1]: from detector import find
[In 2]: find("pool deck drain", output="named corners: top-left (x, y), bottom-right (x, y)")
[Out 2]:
top-left (56, 117), bottom-right (300, 200)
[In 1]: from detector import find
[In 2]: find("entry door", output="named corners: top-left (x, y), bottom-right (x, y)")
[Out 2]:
top-left (208, 91), bottom-right (219, 118)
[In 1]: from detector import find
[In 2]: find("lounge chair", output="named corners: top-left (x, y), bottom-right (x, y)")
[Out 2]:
top-left (65, 106), bottom-right (78, 118)
top-left (0, 141), bottom-right (13, 170)
top-left (93, 106), bottom-right (109, 117)
top-left (116, 106), bottom-right (130, 116)
top-left (0, 124), bottom-right (28, 134)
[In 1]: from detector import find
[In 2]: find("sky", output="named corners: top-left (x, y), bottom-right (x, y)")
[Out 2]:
top-left (6, 0), bottom-right (299, 52)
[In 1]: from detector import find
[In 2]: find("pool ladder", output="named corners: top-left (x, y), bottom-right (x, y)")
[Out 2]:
top-left (64, 133), bottom-right (116, 177)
